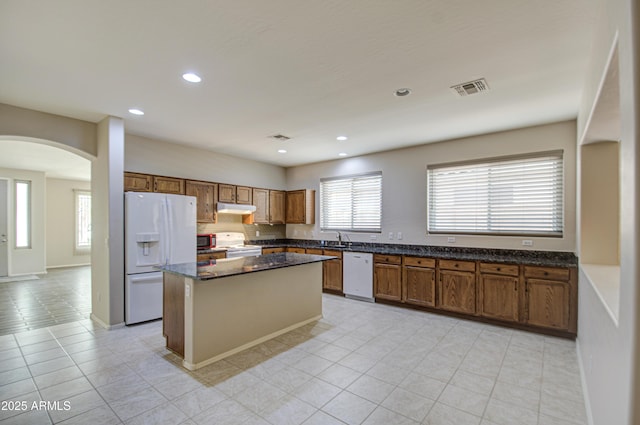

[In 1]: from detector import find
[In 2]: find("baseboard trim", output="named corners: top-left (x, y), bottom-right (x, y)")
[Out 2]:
top-left (90, 314), bottom-right (125, 330)
top-left (46, 263), bottom-right (91, 269)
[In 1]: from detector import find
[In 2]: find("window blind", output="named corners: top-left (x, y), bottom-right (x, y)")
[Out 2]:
top-left (320, 172), bottom-right (382, 232)
top-left (427, 152), bottom-right (563, 236)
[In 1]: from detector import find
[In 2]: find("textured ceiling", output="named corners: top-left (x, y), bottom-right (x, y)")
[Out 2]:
top-left (0, 0), bottom-right (597, 174)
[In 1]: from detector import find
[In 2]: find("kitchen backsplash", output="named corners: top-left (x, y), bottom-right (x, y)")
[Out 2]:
top-left (197, 214), bottom-right (285, 240)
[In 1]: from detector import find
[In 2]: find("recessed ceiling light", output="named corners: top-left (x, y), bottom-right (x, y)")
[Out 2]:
top-left (394, 88), bottom-right (411, 97)
top-left (278, 149), bottom-right (287, 154)
top-left (128, 108), bottom-right (144, 116)
top-left (336, 136), bottom-right (348, 141)
top-left (182, 73), bottom-right (202, 83)
top-left (338, 152), bottom-right (348, 157)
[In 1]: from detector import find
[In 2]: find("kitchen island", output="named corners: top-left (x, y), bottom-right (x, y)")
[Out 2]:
top-left (158, 252), bottom-right (333, 370)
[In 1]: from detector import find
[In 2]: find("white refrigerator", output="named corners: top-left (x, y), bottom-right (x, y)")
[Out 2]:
top-left (125, 192), bottom-right (196, 325)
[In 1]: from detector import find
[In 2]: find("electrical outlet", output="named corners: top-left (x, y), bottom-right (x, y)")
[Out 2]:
top-left (397, 231), bottom-right (403, 240)
top-left (522, 239), bottom-right (533, 246)
top-left (256, 230), bottom-right (260, 237)
top-left (447, 237), bottom-right (456, 243)
top-left (185, 283), bottom-right (191, 297)
top-left (388, 232), bottom-right (394, 240)
top-left (370, 235), bottom-right (377, 240)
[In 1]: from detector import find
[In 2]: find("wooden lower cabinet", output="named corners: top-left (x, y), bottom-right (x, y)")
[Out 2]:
top-left (374, 255), bottom-right (402, 301)
top-left (323, 250), bottom-right (343, 292)
top-left (479, 273), bottom-right (519, 322)
top-left (403, 257), bottom-right (436, 307)
top-left (286, 247), bottom-right (306, 254)
top-left (438, 261), bottom-right (476, 315)
top-left (163, 273), bottom-right (185, 357)
top-left (262, 247), bottom-right (285, 254)
top-left (197, 251), bottom-right (226, 262)
top-left (523, 264), bottom-right (575, 331)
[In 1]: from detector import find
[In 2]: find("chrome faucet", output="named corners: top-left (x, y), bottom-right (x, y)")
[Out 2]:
top-left (336, 231), bottom-right (343, 245)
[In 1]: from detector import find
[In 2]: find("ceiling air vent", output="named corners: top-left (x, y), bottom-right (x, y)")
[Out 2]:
top-left (270, 134), bottom-right (291, 141)
top-left (451, 78), bottom-right (490, 97)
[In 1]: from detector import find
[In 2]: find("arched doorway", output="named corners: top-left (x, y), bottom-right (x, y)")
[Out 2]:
top-left (0, 137), bottom-right (94, 334)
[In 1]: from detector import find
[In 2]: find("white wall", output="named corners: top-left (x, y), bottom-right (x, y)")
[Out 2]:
top-left (575, 0), bottom-right (640, 423)
top-left (286, 120), bottom-right (576, 252)
top-left (46, 178), bottom-right (91, 268)
top-left (0, 168), bottom-right (46, 275)
top-left (125, 134), bottom-right (287, 189)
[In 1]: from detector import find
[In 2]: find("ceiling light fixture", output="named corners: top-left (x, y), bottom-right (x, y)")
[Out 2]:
top-left (336, 136), bottom-right (348, 141)
top-left (182, 73), bottom-right (202, 83)
top-left (394, 88), bottom-right (411, 97)
top-left (278, 149), bottom-right (287, 154)
top-left (128, 108), bottom-right (144, 115)
top-left (338, 152), bottom-right (348, 157)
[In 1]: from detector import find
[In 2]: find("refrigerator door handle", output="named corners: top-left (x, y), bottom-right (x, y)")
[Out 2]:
top-left (166, 197), bottom-right (174, 264)
top-left (161, 197), bottom-right (170, 265)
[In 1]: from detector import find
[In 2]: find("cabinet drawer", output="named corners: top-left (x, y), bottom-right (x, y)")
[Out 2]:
top-left (524, 266), bottom-right (569, 281)
top-left (262, 247), bottom-right (285, 254)
top-left (439, 259), bottom-right (475, 272)
top-left (287, 247), bottom-right (307, 254)
top-left (404, 256), bottom-right (436, 268)
top-left (479, 263), bottom-right (519, 276)
top-left (306, 248), bottom-right (323, 255)
top-left (323, 250), bottom-right (342, 259)
top-left (374, 254), bottom-right (402, 265)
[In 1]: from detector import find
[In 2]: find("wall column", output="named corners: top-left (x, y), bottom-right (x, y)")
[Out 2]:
top-left (90, 116), bottom-right (124, 328)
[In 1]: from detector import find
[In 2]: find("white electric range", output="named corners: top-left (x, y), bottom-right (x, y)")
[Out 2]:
top-left (216, 232), bottom-right (262, 258)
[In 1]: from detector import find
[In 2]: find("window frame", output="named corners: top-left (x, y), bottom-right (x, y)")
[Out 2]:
top-left (74, 189), bottom-right (91, 253)
top-left (427, 151), bottom-right (564, 237)
top-left (15, 180), bottom-right (31, 249)
top-left (320, 171), bottom-right (382, 233)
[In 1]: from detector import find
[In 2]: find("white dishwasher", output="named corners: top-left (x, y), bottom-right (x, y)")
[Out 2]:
top-left (343, 252), bottom-right (374, 302)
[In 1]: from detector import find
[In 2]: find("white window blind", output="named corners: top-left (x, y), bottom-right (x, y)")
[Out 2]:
top-left (75, 190), bottom-right (91, 251)
top-left (320, 172), bottom-right (382, 232)
top-left (428, 151), bottom-right (563, 236)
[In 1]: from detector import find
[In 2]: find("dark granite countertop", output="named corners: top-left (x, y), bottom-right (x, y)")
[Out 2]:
top-left (250, 239), bottom-right (578, 268)
top-left (157, 252), bottom-right (334, 280)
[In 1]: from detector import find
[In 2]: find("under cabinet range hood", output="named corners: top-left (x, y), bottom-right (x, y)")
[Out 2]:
top-left (217, 202), bottom-right (257, 215)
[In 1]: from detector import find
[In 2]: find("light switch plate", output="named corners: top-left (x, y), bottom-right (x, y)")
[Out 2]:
top-left (388, 232), bottom-right (394, 240)
top-left (397, 232), bottom-right (403, 240)
top-left (522, 239), bottom-right (533, 246)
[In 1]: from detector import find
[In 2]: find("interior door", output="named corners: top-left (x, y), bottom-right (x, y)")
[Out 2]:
top-left (0, 180), bottom-right (7, 277)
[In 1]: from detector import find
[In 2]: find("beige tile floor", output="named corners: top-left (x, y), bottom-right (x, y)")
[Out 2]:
top-left (0, 294), bottom-right (588, 425)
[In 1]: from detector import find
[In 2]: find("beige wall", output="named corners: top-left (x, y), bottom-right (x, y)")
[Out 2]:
top-left (125, 134), bottom-right (287, 189)
top-left (46, 178), bottom-right (91, 268)
top-left (576, 0), bottom-right (640, 423)
top-left (0, 168), bottom-right (46, 276)
top-left (0, 103), bottom-right (97, 158)
top-left (286, 120), bottom-right (577, 252)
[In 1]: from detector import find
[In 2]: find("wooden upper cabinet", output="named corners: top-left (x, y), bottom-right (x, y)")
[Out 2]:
top-left (269, 190), bottom-right (285, 224)
top-left (524, 266), bottom-right (574, 331)
top-left (124, 172), bottom-right (152, 192)
top-left (186, 181), bottom-right (217, 223)
top-left (252, 188), bottom-right (269, 224)
top-left (478, 263), bottom-right (519, 322)
top-left (236, 186), bottom-right (253, 205)
top-left (153, 176), bottom-right (185, 194)
top-left (438, 260), bottom-right (476, 315)
top-left (403, 257), bottom-right (436, 307)
top-left (218, 184), bottom-right (236, 203)
top-left (286, 189), bottom-right (315, 224)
